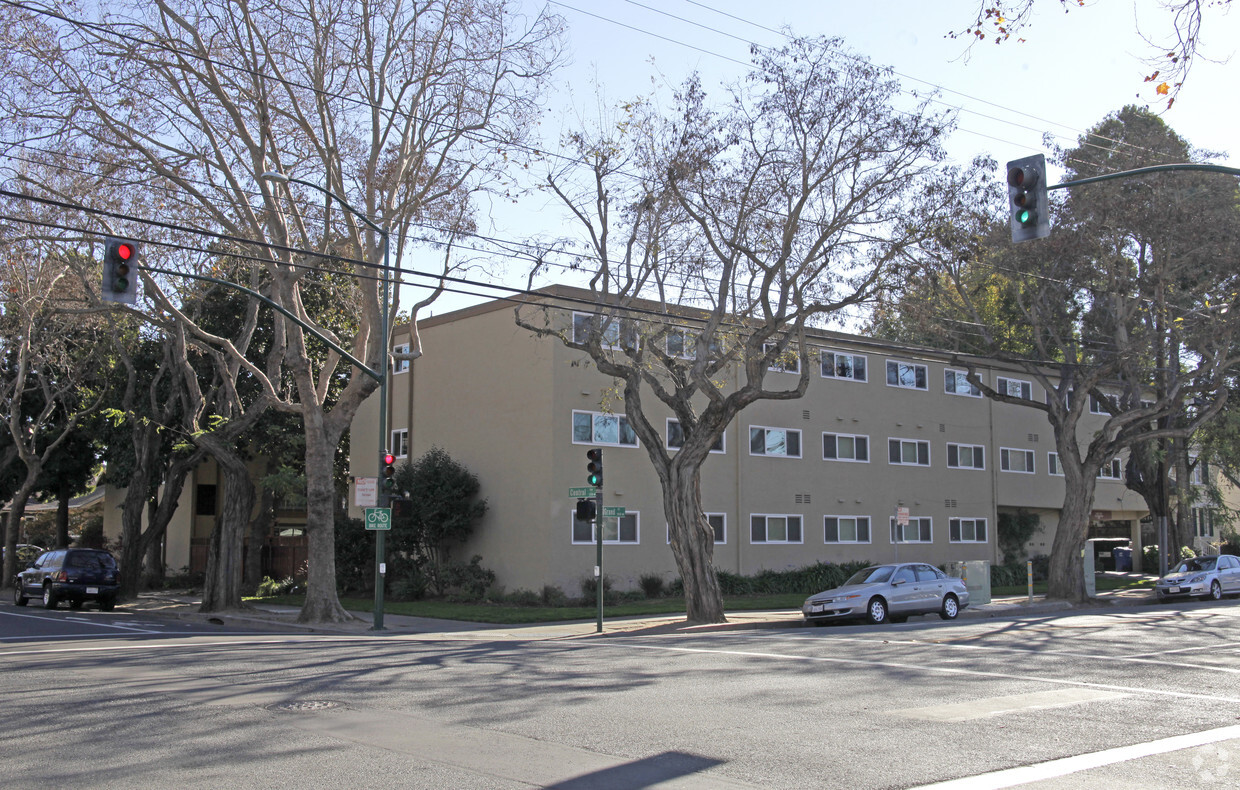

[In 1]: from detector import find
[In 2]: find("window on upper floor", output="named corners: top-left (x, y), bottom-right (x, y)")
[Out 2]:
top-left (946, 443), bottom-right (985, 470)
top-left (665, 328), bottom-right (694, 360)
top-left (886, 360), bottom-right (927, 390)
top-left (949, 517), bottom-right (988, 543)
top-left (764, 343), bottom-right (801, 374)
top-left (666, 419), bottom-right (725, 454)
top-left (750, 514), bottom-right (803, 544)
top-left (888, 438), bottom-right (930, 466)
top-left (825, 515), bottom-right (871, 544)
top-left (1000, 447), bottom-right (1035, 474)
top-left (1089, 392), bottom-right (1115, 415)
top-left (392, 343), bottom-right (411, 374)
top-left (1189, 455), bottom-right (1209, 485)
top-left (750, 426), bottom-right (802, 458)
top-left (572, 312), bottom-right (638, 351)
top-left (996, 376), bottom-right (1033, 400)
top-left (573, 511), bottom-right (639, 544)
top-left (890, 516), bottom-right (932, 544)
top-left (573, 411), bottom-right (638, 447)
top-left (944, 369), bottom-right (982, 397)
top-left (1048, 452), bottom-right (1064, 476)
top-left (823, 432), bottom-right (869, 462)
top-left (1098, 458), bottom-right (1123, 480)
top-left (820, 350), bottom-right (867, 382)
top-left (391, 429), bottom-right (409, 458)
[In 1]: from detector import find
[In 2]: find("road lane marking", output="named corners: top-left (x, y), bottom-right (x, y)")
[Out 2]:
top-left (0, 609), bottom-right (164, 633)
top-left (607, 642), bottom-right (1240, 705)
top-left (891, 688), bottom-right (1127, 722)
top-left (903, 724), bottom-right (1240, 789)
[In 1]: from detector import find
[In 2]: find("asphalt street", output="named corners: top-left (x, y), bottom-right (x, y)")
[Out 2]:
top-left (2, 600), bottom-right (1239, 789)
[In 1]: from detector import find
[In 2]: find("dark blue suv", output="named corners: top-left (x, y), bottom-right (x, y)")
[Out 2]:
top-left (13, 549), bottom-right (120, 610)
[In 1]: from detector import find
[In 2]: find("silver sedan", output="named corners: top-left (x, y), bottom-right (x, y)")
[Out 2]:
top-left (802, 563), bottom-right (970, 625)
top-left (1154, 554), bottom-right (1240, 601)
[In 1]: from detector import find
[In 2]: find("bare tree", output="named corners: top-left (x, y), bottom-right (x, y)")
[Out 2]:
top-left (517, 37), bottom-right (953, 623)
top-left (7, 0), bottom-right (563, 621)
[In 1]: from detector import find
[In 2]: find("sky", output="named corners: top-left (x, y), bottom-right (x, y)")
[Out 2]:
top-left (417, 0), bottom-right (1240, 316)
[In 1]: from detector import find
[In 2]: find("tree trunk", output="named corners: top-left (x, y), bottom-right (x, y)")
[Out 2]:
top-left (1047, 471), bottom-right (1098, 602)
top-left (56, 480), bottom-right (71, 549)
top-left (664, 463), bottom-right (725, 624)
top-left (199, 447), bottom-right (253, 612)
top-left (143, 499), bottom-right (165, 589)
top-left (245, 486), bottom-right (275, 593)
top-left (297, 423), bottom-right (353, 623)
top-left (2, 473), bottom-right (39, 590)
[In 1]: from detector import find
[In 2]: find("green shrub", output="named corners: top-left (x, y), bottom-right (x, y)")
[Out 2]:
top-left (1180, 545), bottom-right (1197, 560)
top-left (505, 589), bottom-right (542, 607)
top-left (256, 576), bottom-right (299, 597)
top-left (579, 574), bottom-right (613, 600)
top-left (389, 567), bottom-right (430, 601)
top-left (541, 585), bottom-right (569, 606)
top-left (638, 572), bottom-right (666, 598)
top-left (439, 555), bottom-right (496, 601)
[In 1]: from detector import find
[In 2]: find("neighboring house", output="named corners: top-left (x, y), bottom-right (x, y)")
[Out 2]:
top-left (348, 285), bottom-right (1155, 594)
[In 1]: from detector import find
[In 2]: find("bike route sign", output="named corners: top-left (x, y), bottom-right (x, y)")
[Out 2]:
top-left (364, 507), bottom-right (391, 531)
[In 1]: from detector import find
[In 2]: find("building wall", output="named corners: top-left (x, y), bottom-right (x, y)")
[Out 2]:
top-left (351, 291), bottom-right (1169, 594)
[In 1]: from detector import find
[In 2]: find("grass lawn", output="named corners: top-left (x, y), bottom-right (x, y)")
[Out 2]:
top-left (991, 574), bottom-right (1155, 597)
top-left (248, 592), bottom-right (808, 625)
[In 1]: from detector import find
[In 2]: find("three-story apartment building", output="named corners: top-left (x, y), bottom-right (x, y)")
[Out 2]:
top-left (350, 285), bottom-right (1154, 594)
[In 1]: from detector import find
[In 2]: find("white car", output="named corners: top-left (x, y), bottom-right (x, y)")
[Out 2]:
top-left (1154, 555), bottom-right (1240, 601)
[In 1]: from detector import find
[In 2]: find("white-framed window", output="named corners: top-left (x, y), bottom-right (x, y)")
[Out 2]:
top-left (888, 438), bottom-right (930, 466)
top-left (392, 343), bottom-right (411, 374)
top-left (820, 350), bottom-right (867, 382)
top-left (824, 515), bottom-right (871, 544)
top-left (665, 328), bottom-right (694, 360)
top-left (390, 429), bottom-right (409, 458)
top-left (946, 443), bottom-right (985, 470)
top-left (949, 517), bottom-right (988, 543)
top-left (1089, 392), bottom-right (1114, 415)
top-left (944, 369), bottom-right (982, 397)
top-left (1000, 447), bottom-right (1035, 474)
top-left (666, 419), bottom-right (725, 453)
top-left (666, 514), bottom-right (726, 545)
top-left (572, 410), bottom-right (638, 447)
top-left (1098, 458), bottom-right (1122, 480)
top-left (750, 514), bottom-right (803, 544)
top-left (996, 376), bottom-right (1033, 400)
top-left (572, 312), bottom-right (637, 351)
top-left (749, 426), bottom-right (802, 458)
top-left (1048, 452), bottom-right (1064, 476)
top-left (1190, 455), bottom-right (1208, 485)
top-left (1193, 507), bottom-right (1215, 538)
top-left (823, 433), bottom-right (869, 462)
top-left (886, 359), bottom-right (928, 390)
top-left (572, 511), bottom-right (639, 544)
top-left (764, 343), bottom-right (801, 374)
top-left (890, 516), bottom-right (932, 544)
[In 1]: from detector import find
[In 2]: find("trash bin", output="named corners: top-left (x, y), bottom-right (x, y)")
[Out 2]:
top-left (1113, 547), bottom-right (1132, 572)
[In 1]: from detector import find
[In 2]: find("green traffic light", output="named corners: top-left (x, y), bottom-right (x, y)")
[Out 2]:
top-left (587, 473), bottom-right (601, 486)
top-left (1018, 209), bottom-right (1034, 226)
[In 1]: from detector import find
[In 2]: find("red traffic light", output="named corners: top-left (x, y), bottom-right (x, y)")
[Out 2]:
top-left (383, 453), bottom-right (396, 466)
top-left (116, 243), bottom-right (134, 261)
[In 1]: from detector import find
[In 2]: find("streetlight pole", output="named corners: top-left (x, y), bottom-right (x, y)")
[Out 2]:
top-left (260, 171), bottom-right (391, 631)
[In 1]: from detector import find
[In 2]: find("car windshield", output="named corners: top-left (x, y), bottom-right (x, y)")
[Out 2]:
top-left (844, 566), bottom-right (895, 585)
top-left (1172, 557), bottom-right (1217, 573)
top-left (66, 552), bottom-right (117, 571)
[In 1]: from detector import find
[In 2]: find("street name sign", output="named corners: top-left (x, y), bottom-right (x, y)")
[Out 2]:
top-left (569, 487), bottom-right (596, 498)
top-left (364, 507), bottom-right (391, 531)
top-left (602, 506), bottom-right (626, 518)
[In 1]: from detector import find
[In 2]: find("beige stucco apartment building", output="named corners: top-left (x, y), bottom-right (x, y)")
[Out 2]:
top-left (347, 285), bottom-right (1183, 595)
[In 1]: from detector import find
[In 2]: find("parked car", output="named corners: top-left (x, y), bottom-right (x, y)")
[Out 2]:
top-left (1154, 554), bottom-right (1240, 602)
top-left (13, 548), bottom-right (120, 610)
top-left (803, 562), bottom-right (970, 626)
top-left (2, 544), bottom-right (44, 566)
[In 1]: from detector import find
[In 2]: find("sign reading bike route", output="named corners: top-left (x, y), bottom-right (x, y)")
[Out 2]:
top-left (364, 507), bottom-right (391, 531)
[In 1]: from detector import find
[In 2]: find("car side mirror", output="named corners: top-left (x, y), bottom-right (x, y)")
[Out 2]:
top-left (891, 579), bottom-right (905, 586)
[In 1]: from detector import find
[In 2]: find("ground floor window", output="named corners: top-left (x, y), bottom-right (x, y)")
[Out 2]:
top-left (824, 516), bottom-right (870, 544)
top-left (572, 512), bottom-right (639, 544)
top-left (949, 517), bottom-right (988, 543)
top-left (1193, 507), bottom-right (1215, 538)
top-left (890, 516), bottom-right (932, 543)
top-left (666, 514), bottom-right (726, 544)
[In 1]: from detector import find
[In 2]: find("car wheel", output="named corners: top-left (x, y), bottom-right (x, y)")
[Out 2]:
top-left (866, 597), bottom-right (888, 625)
top-left (99, 599), bottom-right (116, 612)
top-left (1204, 580), bottom-right (1223, 601)
top-left (43, 586), bottom-right (58, 609)
top-left (13, 582), bottom-right (28, 607)
top-left (940, 594), bottom-right (960, 620)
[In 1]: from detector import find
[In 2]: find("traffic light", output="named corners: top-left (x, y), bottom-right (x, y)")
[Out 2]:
top-left (382, 451), bottom-right (396, 491)
top-left (102, 237), bottom-right (139, 304)
top-left (1006, 154), bottom-right (1051, 243)
top-left (575, 498), bottom-right (596, 521)
top-left (391, 497), bottom-right (411, 519)
top-left (586, 448), bottom-right (603, 487)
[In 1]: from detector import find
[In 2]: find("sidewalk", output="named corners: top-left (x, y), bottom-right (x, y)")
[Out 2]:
top-left (124, 583), bottom-right (1159, 640)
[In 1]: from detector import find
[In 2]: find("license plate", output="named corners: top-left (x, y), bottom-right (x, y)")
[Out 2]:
top-left (811, 604), bottom-right (825, 613)
top-left (86, 587), bottom-right (99, 594)
top-left (1168, 587), bottom-right (1181, 594)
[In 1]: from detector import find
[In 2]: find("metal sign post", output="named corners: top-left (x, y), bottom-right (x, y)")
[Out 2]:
top-left (595, 487), bottom-right (604, 633)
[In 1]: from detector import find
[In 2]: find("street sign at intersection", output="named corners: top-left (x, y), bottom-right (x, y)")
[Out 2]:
top-left (364, 507), bottom-right (392, 531)
top-left (568, 486), bottom-right (596, 498)
top-left (602, 506), bottom-right (626, 518)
